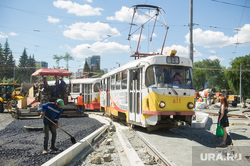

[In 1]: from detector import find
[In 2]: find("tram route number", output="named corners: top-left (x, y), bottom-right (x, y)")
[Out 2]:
top-left (173, 98), bottom-right (181, 103)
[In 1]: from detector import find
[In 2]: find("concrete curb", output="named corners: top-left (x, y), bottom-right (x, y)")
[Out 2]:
top-left (42, 125), bottom-right (108, 166)
top-left (191, 111), bottom-right (209, 128)
top-left (114, 122), bottom-right (144, 166)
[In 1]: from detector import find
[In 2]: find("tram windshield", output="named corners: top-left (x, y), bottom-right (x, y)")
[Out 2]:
top-left (145, 65), bottom-right (193, 89)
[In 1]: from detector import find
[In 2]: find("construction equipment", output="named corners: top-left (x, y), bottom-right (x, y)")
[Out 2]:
top-left (221, 89), bottom-right (238, 107)
top-left (0, 83), bottom-right (21, 117)
top-left (0, 82), bottom-right (32, 117)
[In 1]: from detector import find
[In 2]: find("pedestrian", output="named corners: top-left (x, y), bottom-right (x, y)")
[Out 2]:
top-left (54, 76), bottom-right (59, 97)
top-left (59, 77), bottom-right (66, 97)
top-left (38, 99), bottom-right (65, 154)
top-left (77, 93), bottom-right (84, 115)
top-left (217, 96), bottom-right (229, 146)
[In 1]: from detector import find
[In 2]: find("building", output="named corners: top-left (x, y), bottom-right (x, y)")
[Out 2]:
top-left (85, 55), bottom-right (100, 72)
top-left (35, 61), bottom-right (48, 68)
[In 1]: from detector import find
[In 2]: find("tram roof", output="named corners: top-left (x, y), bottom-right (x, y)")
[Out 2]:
top-left (102, 55), bottom-right (192, 78)
top-left (70, 78), bottom-right (101, 84)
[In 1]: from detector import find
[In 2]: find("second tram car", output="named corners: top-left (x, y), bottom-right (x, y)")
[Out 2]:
top-left (100, 51), bottom-right (195, 127)
top-left (70, 78), bottom-right (101, 110)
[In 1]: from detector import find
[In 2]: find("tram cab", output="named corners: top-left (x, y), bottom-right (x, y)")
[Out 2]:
top-left (100, 50), bottom-right (195, 128)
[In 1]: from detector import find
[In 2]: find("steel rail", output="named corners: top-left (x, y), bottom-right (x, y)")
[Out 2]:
top-left (132, 129), bottom-right (174, 166)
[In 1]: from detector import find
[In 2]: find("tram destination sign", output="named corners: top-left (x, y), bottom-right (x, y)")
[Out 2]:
top-left (166, 56), bottom-right (180, 64)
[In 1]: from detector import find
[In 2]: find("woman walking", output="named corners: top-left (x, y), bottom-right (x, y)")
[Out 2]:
top-left (218, 96), bottom-right (229, 146)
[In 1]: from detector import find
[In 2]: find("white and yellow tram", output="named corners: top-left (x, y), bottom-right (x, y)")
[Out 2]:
top-left (48, 78), bottom-right (101, 110)
top-left (70, 78), bottom-right (101, 110)
top-left (100, 51), bottom-right (195, 127)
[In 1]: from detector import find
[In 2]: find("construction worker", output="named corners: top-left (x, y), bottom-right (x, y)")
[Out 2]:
top-left (38, 99), bottom-right (64, 154)
top-left (77, 93), bottom-right (84, 115)
top-left (54, 76), bottom-right (59, 97)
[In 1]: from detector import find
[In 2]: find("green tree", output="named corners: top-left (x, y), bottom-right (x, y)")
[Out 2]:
top-left (27, 55), bottom-right (36, 79)
top-left (62, 52), bottom-right (74, 71)
top-left (0, 43), bottom-right (4, 79)
top-left (6, 52), bottom-right (15, 79)
top-left (193, 59), bottom-right (227, 91)
top-left (17, 48), bottom-right (29, 82)
top-left (225, 54), bottom-right (250, 98)
top-left (53, 54), bottom-right (63, 69)
top-left (83, 61), bottom-right (90, 73)
top-left (3, 39), bottom-right (12, 79)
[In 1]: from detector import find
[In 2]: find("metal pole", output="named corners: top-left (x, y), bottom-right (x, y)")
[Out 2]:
top-left (189, 0), bottom-right (194, 65)
top-left (240, 63), bottom-right (242, 103)
top-left (13, 60), bottom-right (15, 82)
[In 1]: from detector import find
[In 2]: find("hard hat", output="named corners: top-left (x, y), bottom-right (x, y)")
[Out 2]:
top-left (79, 93), bottom-right (82, 95)
top-left (56, 99), bottom-right (65, 107)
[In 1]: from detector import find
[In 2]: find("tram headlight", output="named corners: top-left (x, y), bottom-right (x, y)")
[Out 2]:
top-left (187, 102), bottom-right (194, 109)
top-left (159, 101), bottom-right (166, 108)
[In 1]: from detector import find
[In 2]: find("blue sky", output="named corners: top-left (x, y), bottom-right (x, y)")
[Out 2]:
top-left (0, 0), bottom-right (249, 73)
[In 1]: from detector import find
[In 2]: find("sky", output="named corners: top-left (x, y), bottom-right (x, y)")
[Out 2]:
top-left (0, 0), bottom-right (249, 74)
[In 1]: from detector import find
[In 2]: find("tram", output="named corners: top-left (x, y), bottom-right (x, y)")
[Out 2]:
top-left (48, 78), bottom-right (101, 110)
top-left (69, 78), bottom-right (101, 110)
top-left (100, 50), bottom-right (195, 127)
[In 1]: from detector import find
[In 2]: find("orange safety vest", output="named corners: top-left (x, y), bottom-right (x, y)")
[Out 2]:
top-left (77, 96), bottom-right (84, 105)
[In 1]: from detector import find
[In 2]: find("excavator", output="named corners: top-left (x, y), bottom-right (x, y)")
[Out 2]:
top-left (0, 82), bottom-right (31, 118)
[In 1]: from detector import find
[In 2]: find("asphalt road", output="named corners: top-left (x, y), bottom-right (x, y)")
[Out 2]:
top-left (0, 113), bottom-right (104, 166)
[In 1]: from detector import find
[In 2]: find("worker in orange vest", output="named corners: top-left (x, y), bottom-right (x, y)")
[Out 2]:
top-left (77, 93), bottom-right (84, 114)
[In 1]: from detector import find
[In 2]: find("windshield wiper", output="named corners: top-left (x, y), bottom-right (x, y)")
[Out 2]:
top-left (166, 84), bottom-right (178, 95)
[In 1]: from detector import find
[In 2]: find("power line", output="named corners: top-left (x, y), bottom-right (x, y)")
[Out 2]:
top-left (211, 0), bottom-right (250, 8)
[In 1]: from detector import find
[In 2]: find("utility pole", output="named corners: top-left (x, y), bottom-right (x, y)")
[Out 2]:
top-left (189, 0), bottom-right (194, 65)
top-left (240, 63), bottom-right (242, 103)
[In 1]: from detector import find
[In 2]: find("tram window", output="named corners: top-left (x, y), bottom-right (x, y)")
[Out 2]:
top-left (145, 66), bottom-right (155, 87)
top-left (116, 73), bottom-right (121, 90)
top-left (111, 75), bottom-right (115, 90)
top-left (84, 84), bottom-right (88, 94)
top-left (121, 70), bottom-right (127, 89)
top-left (73, 84), bottom-right (80, 93)
top-left (89, 84), bottom-right (92, 93)
top-left (94, 83), bottom-right (100, 92)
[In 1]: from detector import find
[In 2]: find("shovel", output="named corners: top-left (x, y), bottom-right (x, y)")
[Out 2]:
top-left (43, 115), bottom-right (76, 144)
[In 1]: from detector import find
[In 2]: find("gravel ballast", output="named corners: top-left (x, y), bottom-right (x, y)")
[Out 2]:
top-left (0, 113), bottom-right (104, 166)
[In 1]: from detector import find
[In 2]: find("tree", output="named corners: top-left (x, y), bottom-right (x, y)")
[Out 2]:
top-left (53, 54), bottom-right (63, 69)
top-left (225, 54), bottom-right (250, 98)
top-left (62, 52), bottom-right (74, 71)
top-left (6, 52), bottom-right (15, 79)
top-left (0, 43), bottom-right (4, 79)
top-left (193, 59), bottom-right (227, 91)
top-left (83, 61), bottom-right (90, 73)
top-left (17, 48), bottom-right (29, 82)
top-left (3, 39), bottom-right (12, 79)
top-left (27, 55), bottom-right (36, 79)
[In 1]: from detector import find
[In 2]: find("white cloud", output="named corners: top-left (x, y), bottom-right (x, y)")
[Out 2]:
top-left (208, 55), bottom-right (224, 62)
top-left (86, 0), bottom-right (92, 2)
top-left (63, 21), bottom-right (120, 41)
top-left (71, 42), bottom-right (130, 58)
top-left (53, 0), bottom-right (103, 16)
top-left (106, 6), bottom-right (151, 23)
top-left (161, 45), bottom-right (202, 58)
top-left (47, 16), bottom-right (60, 24)
top-left (131, 34), bottom-right (146, 41)
top-left (0, 32), bottom-right (8, 38)
top-left (185, 24), bottom-right (250, 48)
top-left (9, 32), bottom-right (18, 36)
top-left (235, 24), bottom-right (250, 45)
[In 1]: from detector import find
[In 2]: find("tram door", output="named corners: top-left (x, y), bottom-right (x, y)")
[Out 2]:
top-left (129, 69), bottom-right (142, 123)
